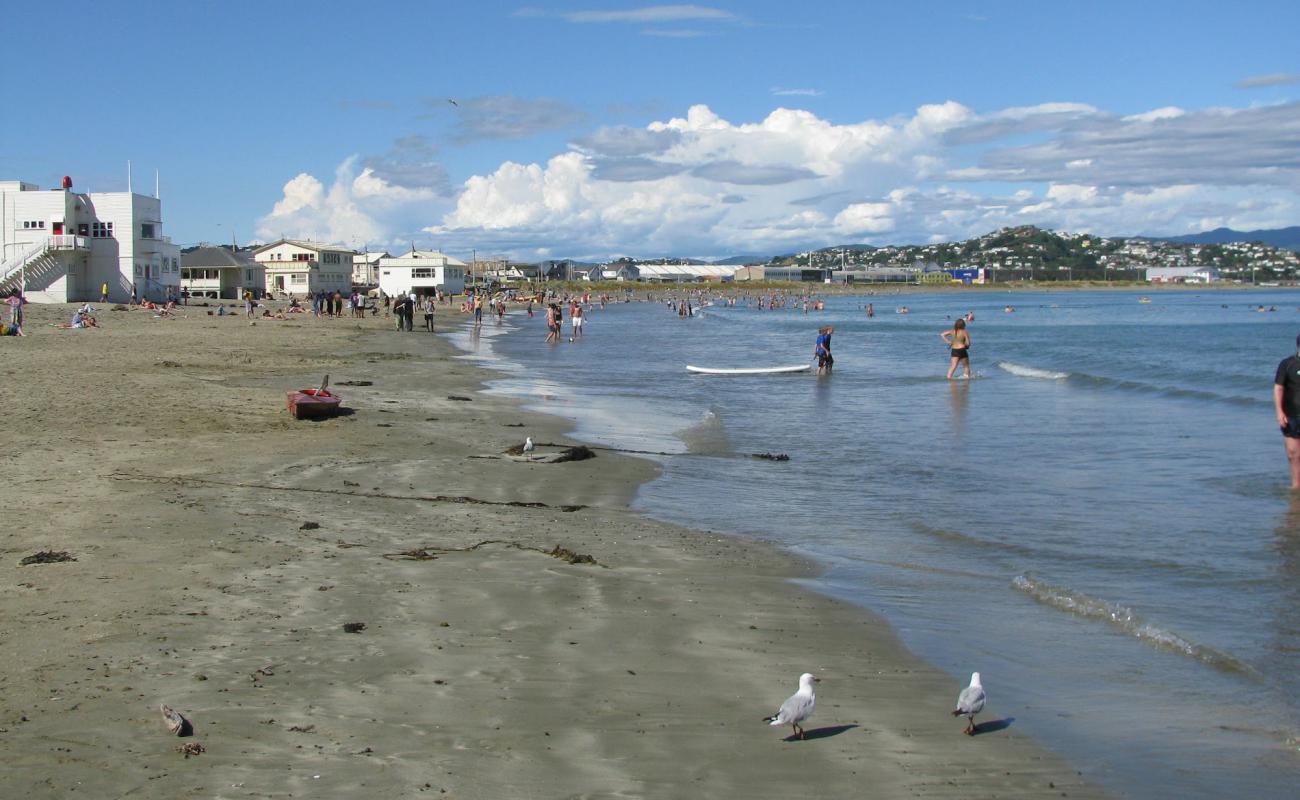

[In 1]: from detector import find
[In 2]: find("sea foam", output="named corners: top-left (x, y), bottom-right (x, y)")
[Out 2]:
top-left (1011, 575), bottom-right (1257, 676)
top-left (997, 361), bottom-right (1069, 380)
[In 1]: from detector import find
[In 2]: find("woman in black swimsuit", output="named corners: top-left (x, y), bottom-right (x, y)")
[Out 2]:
top-left (941, 318), bottom-right (971, 379)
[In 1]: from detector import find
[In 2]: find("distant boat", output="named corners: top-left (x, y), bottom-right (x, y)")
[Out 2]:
top-left (1139, 297), bottom-right (1151, 303)
top-left (687, 364), bottom-right (811, 375)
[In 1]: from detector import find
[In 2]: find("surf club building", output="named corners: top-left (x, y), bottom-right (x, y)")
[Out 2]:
top-left (254, 239), bottom-right (353, 298)
top-left (0, 176), bottom-right (181, 303)
top-left (377, 249), bottom-right (467, 297)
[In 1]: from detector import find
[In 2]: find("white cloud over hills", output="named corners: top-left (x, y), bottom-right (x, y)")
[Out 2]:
top-left (258, 99), bottom-right (1300, 259)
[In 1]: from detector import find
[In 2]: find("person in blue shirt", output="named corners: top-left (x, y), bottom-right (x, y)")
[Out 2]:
top-left (814, 326), bottom-right (834, 375)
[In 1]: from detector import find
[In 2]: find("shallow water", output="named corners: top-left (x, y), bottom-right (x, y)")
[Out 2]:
top-left (454, 289), bottom-right (1300, 799)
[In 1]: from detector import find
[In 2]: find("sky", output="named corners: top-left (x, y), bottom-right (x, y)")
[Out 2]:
top-left (3, 0), bottom-right (1298, 261)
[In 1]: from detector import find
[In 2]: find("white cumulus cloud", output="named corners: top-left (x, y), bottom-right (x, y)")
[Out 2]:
top-left (260, 99), bottom-right (1300, 258)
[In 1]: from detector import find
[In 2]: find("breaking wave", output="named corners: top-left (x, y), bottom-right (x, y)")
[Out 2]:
top-left (998, 361), bottom-right (1069, 380)
top-left (1011, 575), bottom-right (1258, 677)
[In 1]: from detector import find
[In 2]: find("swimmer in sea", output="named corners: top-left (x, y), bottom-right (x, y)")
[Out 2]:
top-left (941, 318), bottom-right (971, 380)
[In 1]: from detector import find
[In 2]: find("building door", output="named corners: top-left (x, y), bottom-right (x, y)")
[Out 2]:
top-left (52, 222), bottom-right (64, 235)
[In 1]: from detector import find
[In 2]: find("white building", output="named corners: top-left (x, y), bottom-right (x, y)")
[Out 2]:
top-left (377, 249), bottom-right (467, 297)
top-left (353, 251), bottom-right (387, 287)
top-left (624, 263), bottom-right (738, 282)
top-left (181, 246), bottom-right (265, 299)
top-left (1146, 266), bottom-right (1220, 283)
top-left (254, 239), bottom-right (354, 297)
top-left (1, 176), bottom-right (181, 303)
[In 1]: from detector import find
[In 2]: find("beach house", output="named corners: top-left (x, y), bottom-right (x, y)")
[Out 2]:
top-left (0, 176), bottom-right (181, 303)
top-left (352, 251), bottom-right (387, 288)
top-left (377, 249), bottom-right (467, 297)
top-left (181, 246), bottom-right (265, 299)
top-left (254, 239), bottom-right (353, 298)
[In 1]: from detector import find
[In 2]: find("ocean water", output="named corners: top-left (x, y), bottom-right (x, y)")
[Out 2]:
top-left (451, 289), bottom-right (1300, 799)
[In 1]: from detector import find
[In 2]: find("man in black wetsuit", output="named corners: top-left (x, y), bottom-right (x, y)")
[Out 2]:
top-left (1273, 333), bottom-right (1300, 488)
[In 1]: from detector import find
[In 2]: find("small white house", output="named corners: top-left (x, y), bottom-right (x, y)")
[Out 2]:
top-left (1146, 266), bottom-right (1220, 283)
top-left (254, 239), bottom-right (354, 297)
top-left (377, 249), bottom-right (467, 297)
top-left (181, 246), bottom-right (264, 299)
top-left (1, 176), bottom-right (181, 303)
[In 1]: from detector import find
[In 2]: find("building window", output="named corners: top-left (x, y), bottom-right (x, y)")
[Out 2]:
top-left (291, 274), bottom-right (305, 284)
top-left (141, 223), bottom-right (155, 239)
top-left (91, 221), bottom-right (114, 238)
top-left (22, 220), bottom-right (47, 229)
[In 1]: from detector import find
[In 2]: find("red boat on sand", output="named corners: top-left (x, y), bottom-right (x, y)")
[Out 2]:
top-left (287, 375), bottom-right (342, 419)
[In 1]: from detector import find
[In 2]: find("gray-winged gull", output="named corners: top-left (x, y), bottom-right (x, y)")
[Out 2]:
top-left (763, 672), bottom-right (818, 739)
top-left (952, 671), bottom-right (986, 735)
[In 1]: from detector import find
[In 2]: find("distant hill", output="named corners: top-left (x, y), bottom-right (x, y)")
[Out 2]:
top-left (709, 255), bottom-right (766, 266)
top-left (1157, 226), bottom-right (1300, 251)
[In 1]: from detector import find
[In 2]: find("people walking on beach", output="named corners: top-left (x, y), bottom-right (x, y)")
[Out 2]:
top-left (100, 282), bottom-right (109, 303)
top-left (941, 318), bottom-right (972, 379)
top-left (1273, 334), bottom-right (1300, 488)
top-left (814, 325), bottom-right (834, 375)
top-left (244, 290), bottom-right (255, 320)
top-left (423, 296), bottom-right (436, 332)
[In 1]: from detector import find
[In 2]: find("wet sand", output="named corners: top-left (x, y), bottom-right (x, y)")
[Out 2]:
top-left (0, 302), bottom-right (1105, 798)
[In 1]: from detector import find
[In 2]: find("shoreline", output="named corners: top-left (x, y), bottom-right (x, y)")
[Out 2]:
top-left (0, 303), bottom-right (1105, 798)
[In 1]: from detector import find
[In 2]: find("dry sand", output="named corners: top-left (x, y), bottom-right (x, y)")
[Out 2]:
top-left (0, 301), bottom-right (1106, 798)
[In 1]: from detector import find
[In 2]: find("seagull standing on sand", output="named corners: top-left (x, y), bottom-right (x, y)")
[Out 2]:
top-left (952, 671), bottom-right (986, 735)
top-left (523, 436), bottom-right (534, 454)
top-left (763, 672), bottom-right (818, 739)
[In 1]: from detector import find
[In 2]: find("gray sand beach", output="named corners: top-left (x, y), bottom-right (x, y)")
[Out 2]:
top-left (0, 302), bottom-right (1104, 798)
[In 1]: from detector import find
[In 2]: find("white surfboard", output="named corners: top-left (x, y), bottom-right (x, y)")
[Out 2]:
top-left (686, 364), bottom-right (812, 375)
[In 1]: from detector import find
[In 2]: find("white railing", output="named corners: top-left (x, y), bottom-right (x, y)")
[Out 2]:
top-left (0, 238), bottom-right (52, 284)
top-left (48, 234), bottom-right (90, 251)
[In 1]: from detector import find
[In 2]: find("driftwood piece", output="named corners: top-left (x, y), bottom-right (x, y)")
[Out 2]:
top-left (20, 550), bottom-right (77, 566)
top-left (382, 539), bottom-right (600, 567)
top-left (160, 704), bottom-right (192, 736)
top-left (108, 472), bottom-right (587, 513)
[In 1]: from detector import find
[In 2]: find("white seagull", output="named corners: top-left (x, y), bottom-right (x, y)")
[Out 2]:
top-left (523, 436), bottom-right (534, 454)
top-left (952, 671), bottom-right (986, 735)
top-left (763, 672), bottom-right (819, 739)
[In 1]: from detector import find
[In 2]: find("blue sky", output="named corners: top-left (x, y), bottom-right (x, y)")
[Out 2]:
top-left (3, 1), bottom-right (1297, 260)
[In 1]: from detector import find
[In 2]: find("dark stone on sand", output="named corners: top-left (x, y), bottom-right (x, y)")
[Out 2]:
top-left (299, 521), bottom-right (321, 530)
top-left (447, 395), bottom-right (473, 401)
top-left (343, 622), bottom-right (367, 633)
top-left (336, 380), bottom-right (374, 386)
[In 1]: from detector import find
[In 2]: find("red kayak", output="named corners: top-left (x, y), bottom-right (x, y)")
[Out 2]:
top-left (287, 388), bottom-right (342, 420)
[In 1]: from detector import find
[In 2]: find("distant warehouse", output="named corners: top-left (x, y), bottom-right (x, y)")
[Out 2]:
top-left (1146, 266), bottom-right (1220, 283)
